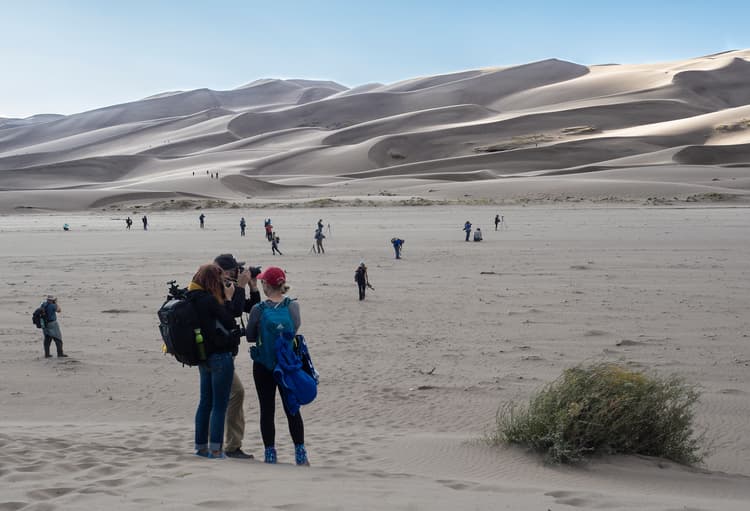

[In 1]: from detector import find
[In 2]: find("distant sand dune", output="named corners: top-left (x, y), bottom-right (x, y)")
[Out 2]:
top-left (2, 51), bottom-right (750, 210)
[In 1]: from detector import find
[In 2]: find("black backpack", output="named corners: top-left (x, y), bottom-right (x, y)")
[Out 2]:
top-left (157, 283), bottom-right (204, 366)
top-left (32, 304), bottom-right (47, 328)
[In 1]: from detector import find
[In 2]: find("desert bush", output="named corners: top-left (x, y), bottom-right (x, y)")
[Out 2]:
top-left (492, 363), bottom-right (702, 464)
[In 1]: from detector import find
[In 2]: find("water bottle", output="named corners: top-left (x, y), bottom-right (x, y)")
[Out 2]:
top-left (194, 328), bottom-right (207, 361)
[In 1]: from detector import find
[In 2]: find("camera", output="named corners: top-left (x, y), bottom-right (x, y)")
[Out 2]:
top-left (239, 264), bottom-right (262, 278)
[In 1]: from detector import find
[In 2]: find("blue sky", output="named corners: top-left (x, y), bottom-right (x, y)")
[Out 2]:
top-left (2, 0), bottom-right (749, 118)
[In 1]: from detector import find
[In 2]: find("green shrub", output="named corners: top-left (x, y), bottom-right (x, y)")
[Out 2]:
top-left (492, 363), bottom-right (702, 464)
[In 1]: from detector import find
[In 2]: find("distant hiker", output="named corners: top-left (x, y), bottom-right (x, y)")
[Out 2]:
top-left (199, 213), bottom-right (206, 229)
top-left (494, 214), bottom-right (501, 231)
top-left (192, 171), bottom-right (195, 176)
top-left (271, 234), bottom-right (282, 255)
top-left (41, 295), bottom-right (67, 358)
top-left (246, 267), bottom-right (310, 465)
top-left (210, 172), bottom-right (214, 179)
top-left (240, 217), bottom-right (246, 237)
top-left (314, 229), bottom-right (325, 254)
top-left (126, 217), bottom-right (133, 230)
top-left (391, 237), bottom-right (404, 259)
top-left (142, 215), bottom-right (148, 230)
top-left (188, 263), bottom-right (241, 459)
top-left (463, 221), bottom-right (472, 242)
top-left (265, 221), bottom-right (274, 242)
top-left (473, 228), bottom-right (483, 242)
top-left (354, 262), bottom-right (371, 300)
top-left (215, 171), bottom-right (219, 179)
top-left (317, 219), bottom-right (324, 233)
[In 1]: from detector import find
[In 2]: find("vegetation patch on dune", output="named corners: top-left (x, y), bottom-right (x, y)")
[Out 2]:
top-left (490, 363), bottom-right (703, 464)
top-left (715, 119), bottom-right (750, 133)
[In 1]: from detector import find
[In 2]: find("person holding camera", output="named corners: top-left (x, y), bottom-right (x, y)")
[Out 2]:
top-left (187, 263), bottom-right (241, 459)
top-left (42, 295), bottom-right (67, 358)
top-left (213, 253), bottom-right (261, 459)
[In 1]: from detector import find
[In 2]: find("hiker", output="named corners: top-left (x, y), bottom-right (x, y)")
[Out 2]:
top-left (240, 217), bottom-right (246, 237)
top-left (214, 254), bottom-right (261, 459)
top-left (391, 237), bottom-right (404, 259)
top-left (142, 215), bottom-right (148, 230)
top-left (41, 295), bottom-right (67, 358)
top-left (473, 228), bottom-right (483, 242)
top-left (314, 229), bottom-right (325, 254)
top-left (126, 217), bottom-right (133, 230)
top-left (463, 220), bottom-right (472, 242)
top-left (247, 267), bottom-right (309, 465)
top-left (199, 213), bottom-right (206, 229)
top-left (265, 221), bottom-right (274, 242)
top-left (271, 234), bottom-right (282, 255)
top-left (188, 263), bottom-right (242, 459)
top-left (494, 214), bottom-right (502, 231)
top-left (354, 262), bottom-right (371, 300)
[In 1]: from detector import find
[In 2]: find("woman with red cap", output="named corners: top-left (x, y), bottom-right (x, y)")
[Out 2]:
top-left (246, 266), bottom-right (308, 465)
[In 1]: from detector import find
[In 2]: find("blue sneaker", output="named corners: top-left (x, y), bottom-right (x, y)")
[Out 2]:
top-left (295, 444), bottom-right (309, 466)
top-left (195, 449), bottom-right (209, 458)
top-left (264, 446), bottom-right (277, 464)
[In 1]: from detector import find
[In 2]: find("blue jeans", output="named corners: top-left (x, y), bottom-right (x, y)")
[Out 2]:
top-left (195, 352), bottom-right (234, 451)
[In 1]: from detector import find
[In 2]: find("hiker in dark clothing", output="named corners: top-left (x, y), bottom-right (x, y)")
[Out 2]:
top-left (142, 215), bottom-right (148, 230)
top-left (214, 253), bottom-right (261, 459)
top-left (355, 262), bottom-right (371, 300)
top-left (271, 234), bottom-right (282, 255)
top-left (240, 217), bottom-right (246, 236)
top-left (126, 217), bottom-right (132, 230)
top-left (463, 221), bottom-right (472, 241)
top-left (41, 295), bottom-right (67, 358)
top-left (391, 237), bottom-right (404, 259)
top-left (314, 229), bottom-right (325, 254)
top-left (199, 213), bottom-right (206, 229)
top-left (494, 214), bottom-right (501, 231)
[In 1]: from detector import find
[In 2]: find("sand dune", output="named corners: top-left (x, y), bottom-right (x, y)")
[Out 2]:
top-left (2, 51), bottom-right (750, 211)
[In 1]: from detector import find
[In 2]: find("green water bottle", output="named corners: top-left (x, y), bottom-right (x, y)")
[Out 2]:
top-left (194, 328), bottom-right (207, 361)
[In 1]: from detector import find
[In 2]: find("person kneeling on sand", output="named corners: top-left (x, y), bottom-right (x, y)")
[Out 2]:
top-left (473, 228), bottom-right (483, 242)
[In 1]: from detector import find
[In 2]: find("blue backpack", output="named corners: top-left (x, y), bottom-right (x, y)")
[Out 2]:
top-left (251, 298), bottom-right (296, 371)
top-left (273, 333), bottom-right (318, 416)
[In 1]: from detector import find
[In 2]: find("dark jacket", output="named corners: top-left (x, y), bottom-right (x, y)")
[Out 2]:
top-left (227, 287), bottom-right (261, 317)
top-left (186, 290), bottom-right (240, 356)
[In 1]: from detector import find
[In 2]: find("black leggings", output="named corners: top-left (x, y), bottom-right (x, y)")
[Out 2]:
top-left (253, 362), bottom-right (304, 447)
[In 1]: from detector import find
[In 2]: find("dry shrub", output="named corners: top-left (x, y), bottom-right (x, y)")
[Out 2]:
top-left (492, 363), bottom-right (702, 464)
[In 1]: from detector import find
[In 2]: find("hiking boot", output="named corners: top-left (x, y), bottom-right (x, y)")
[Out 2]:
top-left (294, 444), bottom-right (310, 466)
top-left (264, 446), bottom-right (277, 464)
top-left (225, 448), bottom-right (254, 459)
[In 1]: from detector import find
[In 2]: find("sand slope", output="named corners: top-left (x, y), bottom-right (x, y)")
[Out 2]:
top-left (1, 206), bottom-right (749, 509)
top-left (2, 51), bottom-right (750, 211)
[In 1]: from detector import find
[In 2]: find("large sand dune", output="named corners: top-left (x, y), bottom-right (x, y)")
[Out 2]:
top-left (2, 51), bottom-right (750, 211)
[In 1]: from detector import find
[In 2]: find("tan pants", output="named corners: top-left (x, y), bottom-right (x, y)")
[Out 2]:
top-left (224, 371), bottom-right (245, 451)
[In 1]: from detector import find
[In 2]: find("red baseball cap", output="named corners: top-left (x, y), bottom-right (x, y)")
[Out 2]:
top-left (257, 266), bottom-right (286, 287)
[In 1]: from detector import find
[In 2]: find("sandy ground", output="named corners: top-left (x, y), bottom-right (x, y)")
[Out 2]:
top-left (1, 205), bottom-right (749, 510)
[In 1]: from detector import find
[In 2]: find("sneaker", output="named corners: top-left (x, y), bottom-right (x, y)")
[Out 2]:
top-left (295, 444), bottom-right (310, 466)
top-left (57, 354), bottom-right (69, 358)
top-left (208, 451), bottom-right (226, 459)
top-left (195, 449), bottom-right (209, 458)
top-left (225, 448), bottom-right (254, 459)
top-left (264, 446), bottom-right (277, 464)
